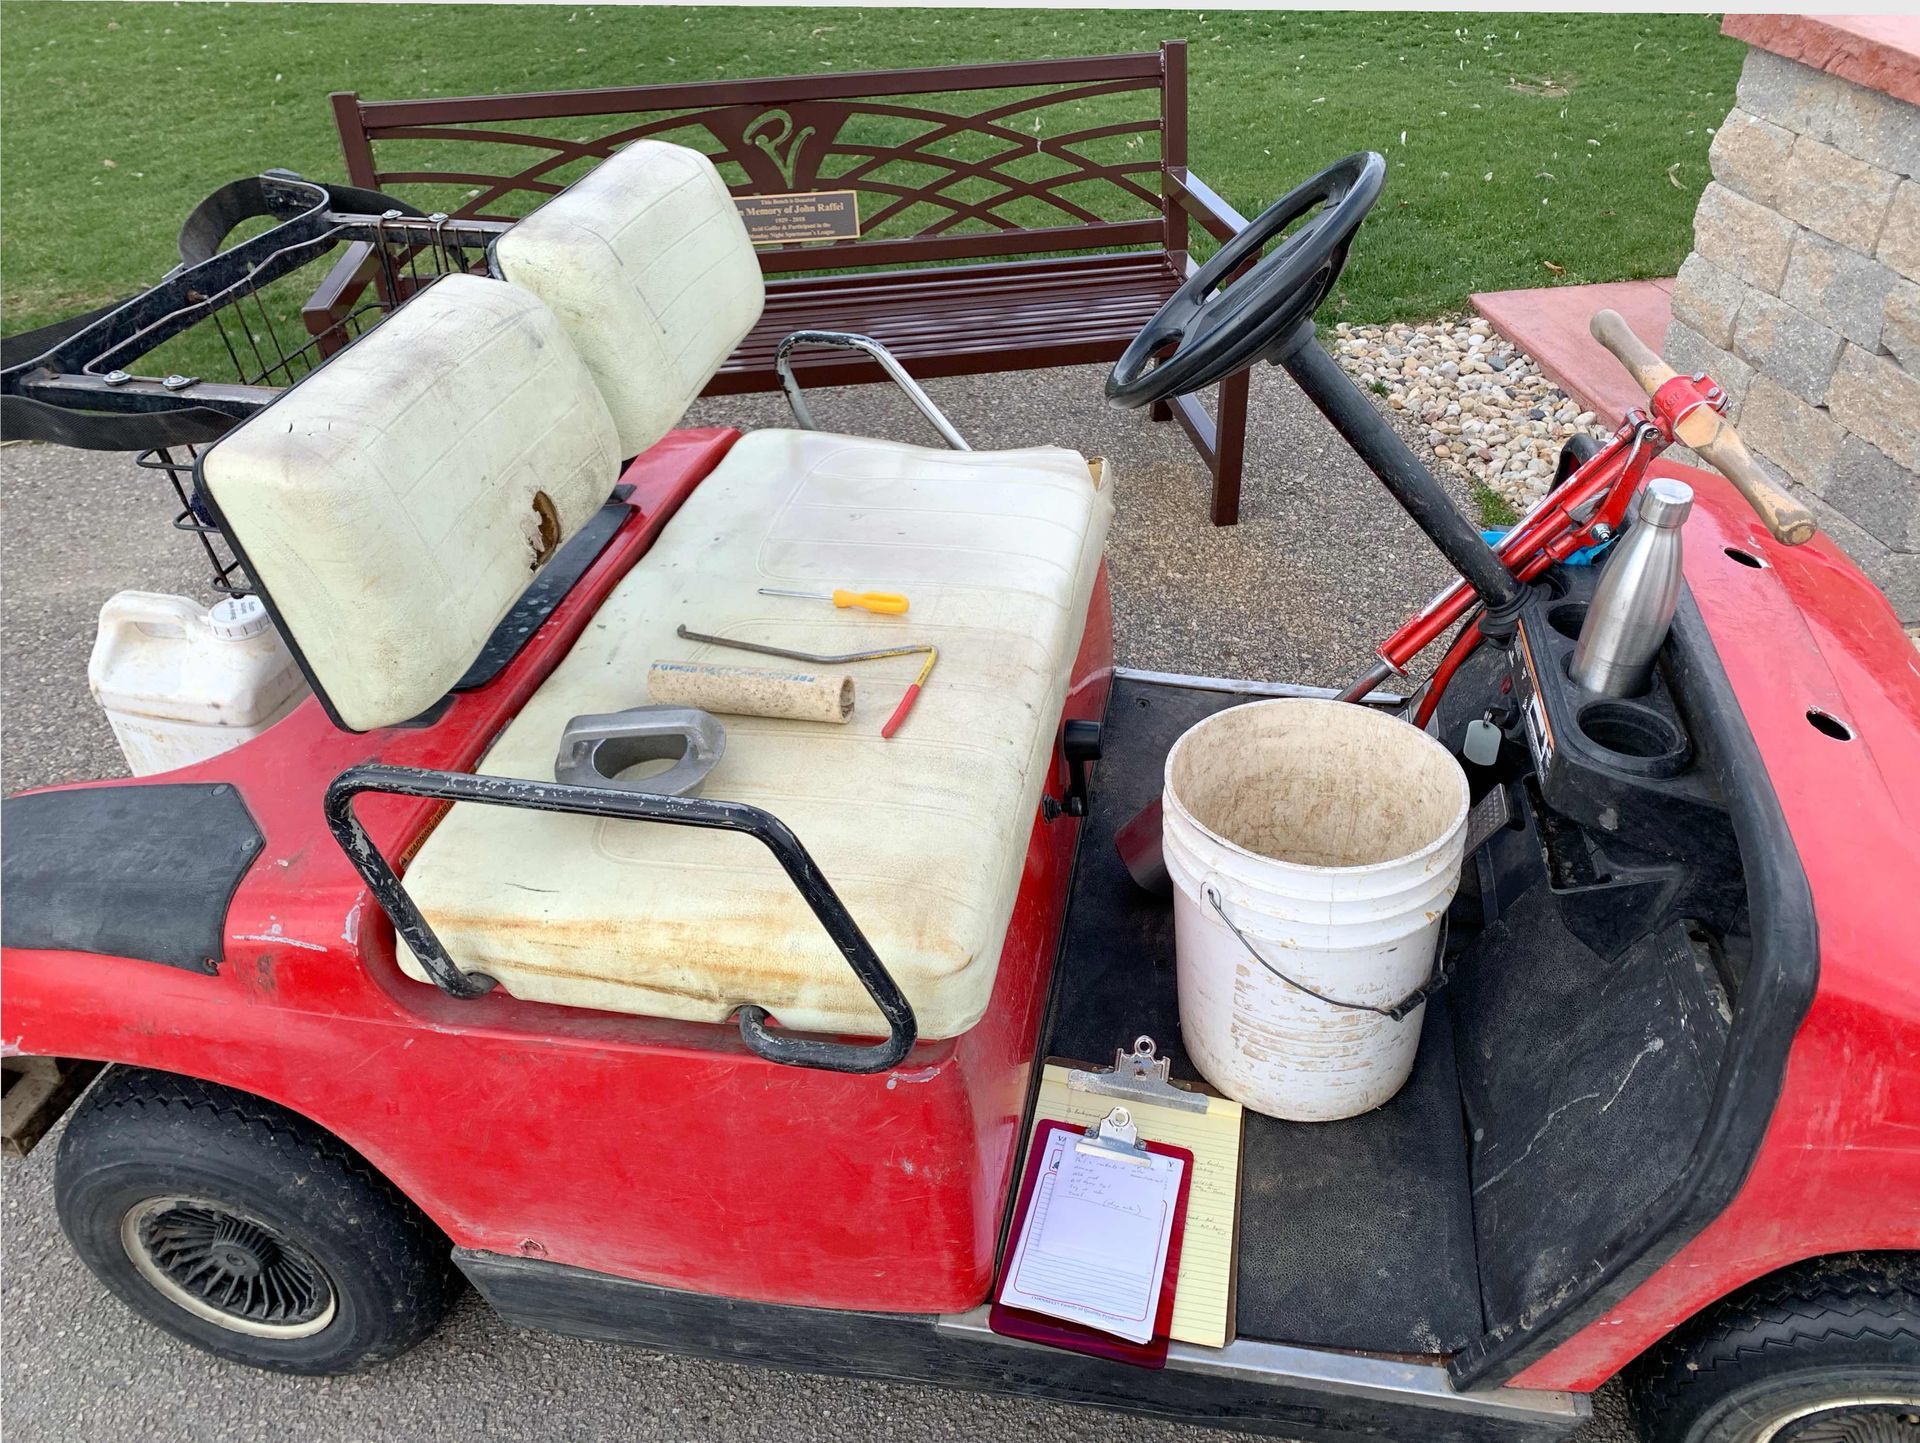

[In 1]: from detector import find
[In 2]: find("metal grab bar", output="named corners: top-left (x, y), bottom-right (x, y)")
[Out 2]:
top-left (323, 762), bottom-right (919, 1074)
top-left (774, 330), bottom-right (971, 451)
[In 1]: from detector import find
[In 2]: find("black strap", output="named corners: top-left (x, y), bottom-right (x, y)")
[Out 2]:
top-left (1204, 884), bottom-right (1452, 1022)
top-left (0, 299), bottom-right (136, 371)
top-left (0, 394), bottom-right (236, 451)
top-left (177, 173), bottom-right (425, 267)
top-left (2, 171), bottom-right (430, 452)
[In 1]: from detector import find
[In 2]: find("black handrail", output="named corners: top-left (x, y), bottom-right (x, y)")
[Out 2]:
top-left (322, 763), bottom-right (919, 1074)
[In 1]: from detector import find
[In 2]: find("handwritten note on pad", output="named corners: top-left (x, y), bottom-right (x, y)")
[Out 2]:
top-left (1034, 1064), bottom-right (1244, 1348)
top-left (997, 1128), bottom-right (1185, 1344)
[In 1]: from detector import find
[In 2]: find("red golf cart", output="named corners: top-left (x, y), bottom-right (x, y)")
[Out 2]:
top-left (3, 142), bottom-right (1917, 1443)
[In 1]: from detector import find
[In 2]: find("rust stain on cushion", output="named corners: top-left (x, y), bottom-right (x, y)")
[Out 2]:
top-left (526, 490), bottom-right (562, 568)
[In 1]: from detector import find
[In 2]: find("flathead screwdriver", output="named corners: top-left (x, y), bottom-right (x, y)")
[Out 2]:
top-left (757, 587), bottom-right (910, 615)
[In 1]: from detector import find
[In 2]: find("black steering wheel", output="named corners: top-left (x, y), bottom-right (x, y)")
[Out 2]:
top-left (1107, 152), bottom-right (1386, 408)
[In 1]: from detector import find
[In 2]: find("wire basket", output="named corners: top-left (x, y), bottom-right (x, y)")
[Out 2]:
top-left (1, 173), bottom-right (507, 595)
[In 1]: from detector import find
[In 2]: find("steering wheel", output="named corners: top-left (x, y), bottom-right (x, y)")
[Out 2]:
top-left (1107, 152), bottom-right (1386, 408)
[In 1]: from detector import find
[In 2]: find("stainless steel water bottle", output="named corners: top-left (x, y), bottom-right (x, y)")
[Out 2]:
top-left (1570, 477), bottom-right (1693, 697)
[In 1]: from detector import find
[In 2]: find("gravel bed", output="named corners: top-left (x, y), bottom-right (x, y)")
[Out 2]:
top-left (1332, 315), bottom-right (1610, 516)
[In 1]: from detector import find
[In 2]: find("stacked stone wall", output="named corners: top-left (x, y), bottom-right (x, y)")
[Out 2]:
top-left (1665, 48), bottom-right (1920, 617)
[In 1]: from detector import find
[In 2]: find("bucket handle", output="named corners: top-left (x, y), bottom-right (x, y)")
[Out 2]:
top-left (1201, 883), bottom-right (1451, 1023)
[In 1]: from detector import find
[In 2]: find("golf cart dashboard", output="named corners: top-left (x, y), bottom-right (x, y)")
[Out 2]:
top-left (1518, 575), bottom-right (1737, 885)
top-left (1446, 561), bottom-right (1749, 984)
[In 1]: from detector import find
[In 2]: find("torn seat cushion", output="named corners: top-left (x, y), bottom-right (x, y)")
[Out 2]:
top-left (400, 429), bottom-right (1112, 1039)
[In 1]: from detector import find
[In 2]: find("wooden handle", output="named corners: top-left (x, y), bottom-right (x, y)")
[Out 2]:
top-left (1589, 307), bottom-right (1678, 395)
top-left (1589, 309), bottom-right (1816, 546)
top-left (1672, 412), bottom-right (1817, 545)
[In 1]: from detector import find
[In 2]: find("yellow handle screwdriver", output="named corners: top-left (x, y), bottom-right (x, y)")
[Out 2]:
top-left (757, 587), bottom-right (910, 615)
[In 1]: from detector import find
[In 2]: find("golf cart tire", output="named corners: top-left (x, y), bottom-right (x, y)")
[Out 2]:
top-left (1628, 1256), bottom-right (1920, 1443)
top-left (54, 1066), bottom-right (462, 1375)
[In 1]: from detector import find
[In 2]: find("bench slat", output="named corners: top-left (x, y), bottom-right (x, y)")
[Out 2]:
top-left (747, 289), bottom-right (1176, 349)
top-left (756, 220), bottom-right (1167, 274)
top-left (716, 255), bottom-right (1180, 390)
top-left (763, 250), bottom-right (1174, 298)
top-left (763, 269), bottom-right (1178, 321)
top-left (351, 51), bottom-right (1167, 131)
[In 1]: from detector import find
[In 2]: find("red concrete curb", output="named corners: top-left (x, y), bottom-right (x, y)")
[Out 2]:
top-left (1722, 14), bottom-right (1920, 107)
top-left (1469, 280), bottom-right (1675, 428)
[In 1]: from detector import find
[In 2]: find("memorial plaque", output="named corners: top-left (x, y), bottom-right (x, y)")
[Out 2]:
top-left (734, 190), bottom-right (861, 246)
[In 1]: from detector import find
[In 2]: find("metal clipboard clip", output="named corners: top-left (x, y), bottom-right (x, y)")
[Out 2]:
top-left (1064, 1036), bottom-right (1208, 1116)
top-left (1075, 1106), bottom-right (1153, 1166)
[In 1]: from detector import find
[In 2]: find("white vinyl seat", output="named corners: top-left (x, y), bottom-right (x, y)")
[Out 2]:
top-left (493, 140), bottom-right (764, 456)
top-left (399, 429), bottom-right (1111, 1037)
top-left (199, 275), bottom-right (623, 731)
top-left (204, 138), bottom-right (1114, 1039)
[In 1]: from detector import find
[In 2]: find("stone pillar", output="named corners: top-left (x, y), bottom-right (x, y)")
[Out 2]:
top-left (1663, 19), bottom-right (1919, 621)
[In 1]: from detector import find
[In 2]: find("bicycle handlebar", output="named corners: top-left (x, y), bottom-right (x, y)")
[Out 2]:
top-left (1590, 309), bottom-right (1815, 546)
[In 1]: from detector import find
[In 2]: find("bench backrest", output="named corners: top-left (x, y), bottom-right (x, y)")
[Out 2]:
top-left (330, 42), bottom-right (1192, 277)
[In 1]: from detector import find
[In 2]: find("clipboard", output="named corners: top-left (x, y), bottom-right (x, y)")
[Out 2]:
top-left (989, 1115), bottom-right (1194, 1369)
top-left (1035, 1038), bottom-right (1244, 1348)
top-left (1064, 1035), bottom-right (1211, 1114)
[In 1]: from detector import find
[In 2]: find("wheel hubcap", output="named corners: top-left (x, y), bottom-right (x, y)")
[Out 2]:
top-left (121, 1196), bottom-right (336, 1339)
top-left (1770, 1404), bottom-right (1920, 1443)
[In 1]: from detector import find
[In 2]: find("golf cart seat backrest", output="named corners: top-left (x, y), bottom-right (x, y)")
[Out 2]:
top-left (492, 140), bottom-right (766, 457)
top-left (202, 145), bottom-right (763, 732)
top-left (199, 274), bottom-right (623, 732)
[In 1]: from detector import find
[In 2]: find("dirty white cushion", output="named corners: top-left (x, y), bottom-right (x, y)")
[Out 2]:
top-left (199, 274), bottom-right (621, 732)
top-left (400, 429), bottom-right (1113, 1039)
top-left (494, 141), bottom-right (765, 458)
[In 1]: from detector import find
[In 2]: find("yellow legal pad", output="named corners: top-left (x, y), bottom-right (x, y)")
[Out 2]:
top-left (1032, 1062), bottom-right (1245, 1348)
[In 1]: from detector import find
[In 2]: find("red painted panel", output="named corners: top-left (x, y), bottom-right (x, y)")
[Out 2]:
top-left (18, 426), bottom-right (1911, 1372)
top-left (1509, 462), bottom-right (1920, 1391)
top-left (2, 427), bottom-right (1114, 1315)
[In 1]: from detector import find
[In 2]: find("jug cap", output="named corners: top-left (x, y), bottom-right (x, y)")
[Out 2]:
top-left (207, 595), bottom-right (273, 641)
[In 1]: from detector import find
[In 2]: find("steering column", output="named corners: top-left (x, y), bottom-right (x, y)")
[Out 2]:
top-left (1106, 151), bottom-right (1526, 653)
top-left (1271, 322), bottom-right (1525, 625)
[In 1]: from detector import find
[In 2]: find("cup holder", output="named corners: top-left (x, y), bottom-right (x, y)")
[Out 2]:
top-left (1547, 601), bottom-right (1587, 641)
top-left (1576, 700), bottom-right (1690, 777)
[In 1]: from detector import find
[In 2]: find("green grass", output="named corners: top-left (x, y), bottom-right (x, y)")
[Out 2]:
top-left (2, 4), bottom-right (1743, 342)
top-left (1471, 481), bottom-right (1521, 529)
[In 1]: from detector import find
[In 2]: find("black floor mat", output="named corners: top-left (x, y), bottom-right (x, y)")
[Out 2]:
top-left (1044, 675), bottom-right (1483, 1355)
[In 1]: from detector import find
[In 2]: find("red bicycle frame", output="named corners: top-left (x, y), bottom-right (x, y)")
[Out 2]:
top-left (1371, 373), bottom-right (1732, 726)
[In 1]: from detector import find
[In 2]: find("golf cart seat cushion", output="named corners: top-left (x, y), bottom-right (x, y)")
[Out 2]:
top-left (199, 274), bottom-right (621, 732)
top-left (399, 428), bottom-right (1112, 1039)
top-left (493, 140), bottom-right (765, 458)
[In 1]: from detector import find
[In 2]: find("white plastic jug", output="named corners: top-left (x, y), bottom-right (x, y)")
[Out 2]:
top-left (88, 591), bottom-right (309, 777)
top-left (1162, 698), bottom-right (1470, 1122)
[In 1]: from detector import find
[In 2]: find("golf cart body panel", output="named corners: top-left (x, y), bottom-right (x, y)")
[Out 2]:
top-left (8, 450), bottom-right (1910, 1390)
top-left (4, 127), bottom-right (1917, 1438)
top-left (1507, 468), bottom-right (1920, 1391)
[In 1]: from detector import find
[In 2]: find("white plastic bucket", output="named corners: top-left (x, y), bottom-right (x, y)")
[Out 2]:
top-left (1162, 698), bottom-right (1470, 1122)
top-left (89, 591), bottom-right (309, 777)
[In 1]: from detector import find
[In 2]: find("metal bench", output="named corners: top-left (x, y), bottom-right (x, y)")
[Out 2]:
top-left (313, 41), bottom-right (1257, 523)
